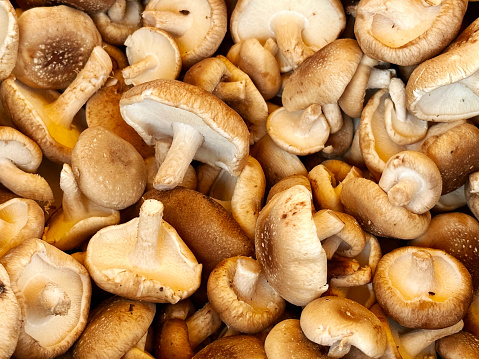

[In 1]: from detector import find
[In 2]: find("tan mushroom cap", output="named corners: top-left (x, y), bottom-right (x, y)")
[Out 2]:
top-left (340, 177), bottom-right (431, 239)
top-left (266, 174), bottom-right (311, 204)
top-left (373, 246), bottom-right (473, 329)
top-left (71, 126), bottom-right (147, 211)
top-left (406, 16), bottom-right (479, 121)
top-left (15, 0), bottom-right (117, 13)
top-left (230, 0), bottom-right (346, 70)
top-left (464, 289), bottom-right (479, 337)
top-left (0, 238), bottom-right (91, 359)
top-left (300, 296), bottom-right (387, 358)
top-left (0, 0), bottom-right (19, 82)
top-left (207, 256), bottom-right (285, 334)
top-left (13, 5), bottom-right (102, 90)
top-left (436, 331), bottom-right (479, 359)
top-left (282, 38), bottom-right (363, 112)
top-left (85, 199), bottom-right (202, 303)
top-left (0, 262), bottom-right (21, 359)
top-left (142, 0), bottom-right (227, 69)
top-left (73, 296), bottom-right (156, 359)
top-left (0, 197), bottom-right (45, 258)
top-left (192, 335), bottom-right (267, 359)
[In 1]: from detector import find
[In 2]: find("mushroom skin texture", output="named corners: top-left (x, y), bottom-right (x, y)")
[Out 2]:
top-left (192, 335), bottom-right (267, 359)
top-left (12, 5), bottom-right (102, 90)
top-left (0, 0), bottom-right (19, 82)
top-left (300, 296), bottom-right (387, 358)
top-left (0, 238), bottom-right (91, 359)
top-left (354, 0), bottom-right (468, 66)
top-left (436, 331), bottom-right (479, 359)
top-left (15, 0), bottom-right (117, 14)
top-left (373, 246), bottom-right (474, 329)
top-left (0, 262), bottom-right (21, 359)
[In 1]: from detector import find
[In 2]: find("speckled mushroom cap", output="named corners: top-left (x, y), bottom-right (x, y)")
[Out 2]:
top-left (71, 126), bottom-right (147, 211)
top-left (0, 0), bottom-right (19, 82)
top-left (0, 262), bottom-right (21, 359)
top-left (406, 16), bottom-right (479, 121)
top-left (72, 296), bottom-right (156, 359)
top-left (373, 246), bottom-right (473, 329)
top-left (354, 0), bottom-right (468, 66)
top-left (436, 331), bottom-right (479, 359)
top-left (12, 5), bottom-right (102, 90)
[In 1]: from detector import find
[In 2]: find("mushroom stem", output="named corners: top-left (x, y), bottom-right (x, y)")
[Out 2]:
top-left (367, 68), bottom-right (396, 90)
top-left (232, 257), bottom-right (261, 304)
top-left (264, 38), bottom-right (279, 56)
top-left (129, 199), bottom-right (163, 270)
top-left (213, 81), bottom-right (247, 102)
top-left (328, 338), bottom-right (352, 358)
top-left (407, 250), bottom-right (438, 297)
top-left (60, 164), bottom-right (86, 222)
top-left (0, 158), bottom-right (53, 203)
top-left (269, 12), bottom-right (315, 69)
top-left (313, 210), bottom-right (345, 242)
top-left (296, 104), bottom-right (327, 136)
top-left (322, 103), bottom-right (343, 134)
top-left (44, 46), bottom-right (113, 129)
top-left (322, 236), bottom-right (344, 260)
top-left (141, 10), bottom-right (192, 37)
top-left (387, 176), bottom-right (422, 207)
top-left (39, 282), bottom-right (72, 316)
top-left (122, 55), bottom-right (158, 82)
top-left (108, 0), bottom-right (127, 22)
top-left (153, 122), bottom-right (204, 190)
top-left (186, 303), bottom-right (222, 350)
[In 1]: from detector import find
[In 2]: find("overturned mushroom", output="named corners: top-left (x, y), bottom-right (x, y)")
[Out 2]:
top-left (0, 0), bottom-right (18, 82)
top-left (0, 262), bottom-right (21, 359)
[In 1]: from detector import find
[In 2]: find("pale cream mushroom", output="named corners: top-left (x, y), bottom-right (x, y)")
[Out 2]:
top-left (373, 246), bottom-right (473, 329)
top-left (122, 27), bottom-right (181, 86)
top-left (406, 16), bottom-right (479, 121)
top-left (1, 46), bottom-right (113, 164)
top-left (0, 262), bottom-right (21, 359)
top-left (0, 0), bottom-right (18, 82)
top-left (142, 0), bottom-right (227, 69)
top-left (0, 197), bottom-right (44, 258)
top-left (12, 5), bottom-right (102, 90)
top-left (0, 238), bottom-right (91, 359)
top-left (354, 0), bottom-right (468, 66)
top-left (207, 256), bottom-right (285, 334)
top-left (43, 164), bottom-right (120, 252)
top-left (230, 0), bottom-right (346, 70)
top-left (86, 199), bottom-right (202, 303)
top-left (300, 296), bottom-right (387, 358)
top-left (119, 79), bottom-right (250, 191)
top-left (0, 126), bottom-right (53, 203)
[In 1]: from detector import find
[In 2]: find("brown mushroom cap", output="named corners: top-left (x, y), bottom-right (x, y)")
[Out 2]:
top-left (13, 5), bottom-right (102, 90)
top-left (436, 331), bottom-right (479, 359)
top-left (15, 0), bottom-right (117, 13)
top-left (192, 335), bottom-right (267, 359)
top-left (0, 0), bottom-right (19, 82)
top-left (373, 246), bottom-right (473, 329)
top-left (0, 262), bottom-right (21, 359)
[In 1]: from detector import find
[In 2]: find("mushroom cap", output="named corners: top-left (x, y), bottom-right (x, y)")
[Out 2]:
top-left (406, 16), bottom-right (479, 121)
top-left (0, 125), bottom-right (43, 172)
top-left (282, 39), bottom-right (363, 112)
top-left (192, 335), bottom-right (267, 359)
top-left (207, 256), bottom-right (285, 334)
top-left (12, 5), bottom-right (102, 90)
top-left (436, 331), bottom-right (479, 359)
top-left (300, 296), bottom-right (387, 358)
top-left (0, 238), bottom-right (91, 359)
top-left (15, 0), bottom-right (118, 13)
top-left (373, 246), bottom-right (474, 329)
top-left (73, 296), bottom-right (156, 359)
top-left (0, 0), bottom-right (19, 82)
top-left (340, 177), bottom-right (431, 239)
top-left (143, 0), bottom-right (227, 69)
top-left (255, 184), bottom-right (329, 306)
top-left (71, 126), bottom-right (147, 211)
top-left (411, 212), bottom-right (479, 290)
top-left (264, 319), bottom-right (329, 359)
top-left (119, 79), bottom-right (250, 177)
top-left (0, 262), bottom-right (21, 359)
top-left (354, 0), bottom-right (468, 66)
top-left (266, 174), bottom-right (311, 204)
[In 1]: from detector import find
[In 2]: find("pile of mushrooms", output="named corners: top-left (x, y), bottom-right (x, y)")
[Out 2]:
top-left (1, 0), bottom-right (479, 357)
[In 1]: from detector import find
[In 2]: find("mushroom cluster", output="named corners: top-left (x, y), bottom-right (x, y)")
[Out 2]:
top-left (1, 0), bottom-right (479, 357)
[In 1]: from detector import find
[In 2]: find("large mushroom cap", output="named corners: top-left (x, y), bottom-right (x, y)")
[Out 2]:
top-left (0, 0), bottom-right (19, 82)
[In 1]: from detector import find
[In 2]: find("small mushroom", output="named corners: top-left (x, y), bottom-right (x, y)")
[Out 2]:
top-left (0, 238), bottom-right (91, 359)
top-left (0, 198), bottom-right (45, 258)
top-left (43, 164), bottom-right (121, 251)
top-left (12, 5), bottom-right (102, 90)
top-left (207, 255), bottom-right (285, 334)
top-left (85, 199), bottom-right (202, 303)
top-left (436, 330), bottom-right (479, 359)
top-left (0, 262), bottom-right (21, 359)
top-left (122, 27), bottom-right (181, 86)
top-left (193, 335), bottom-right (267, 358)
top-left (464, 289), bottom-right (479, 337)
top-left (142, 0), bottom-right (227, 69)
top-left (300, 296), bottom-right (387, 358)
top-left (0, 0), bottom-right (19, 82)
top-left (373, 246), bottom-right (474, 329)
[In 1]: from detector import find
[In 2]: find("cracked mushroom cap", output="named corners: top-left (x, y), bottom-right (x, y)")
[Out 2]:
top-left (12, 5), bottom-right (102, 90)
top-left (406, 16), bottom-right (479, 121)
top-left (0, 0), bottom-right (19, 82)
top-left (0, 238), bottom-right (91, 359)
top-left (300, 296), bottom-right (387, 358)
top-left (354, 0), bottom-right (468, 66)
top-left (0, 262), bottom-right (21, 359)
top-left (373, 246), bottom-right (474, 329)
top-left (142, 0), bottom-right (227, 69)
top-left (73, 296), bottom-right (156, 359)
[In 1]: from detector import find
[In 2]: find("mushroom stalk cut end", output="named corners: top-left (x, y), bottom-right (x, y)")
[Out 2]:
top-left (39, 282), bottom-right (72, 316)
